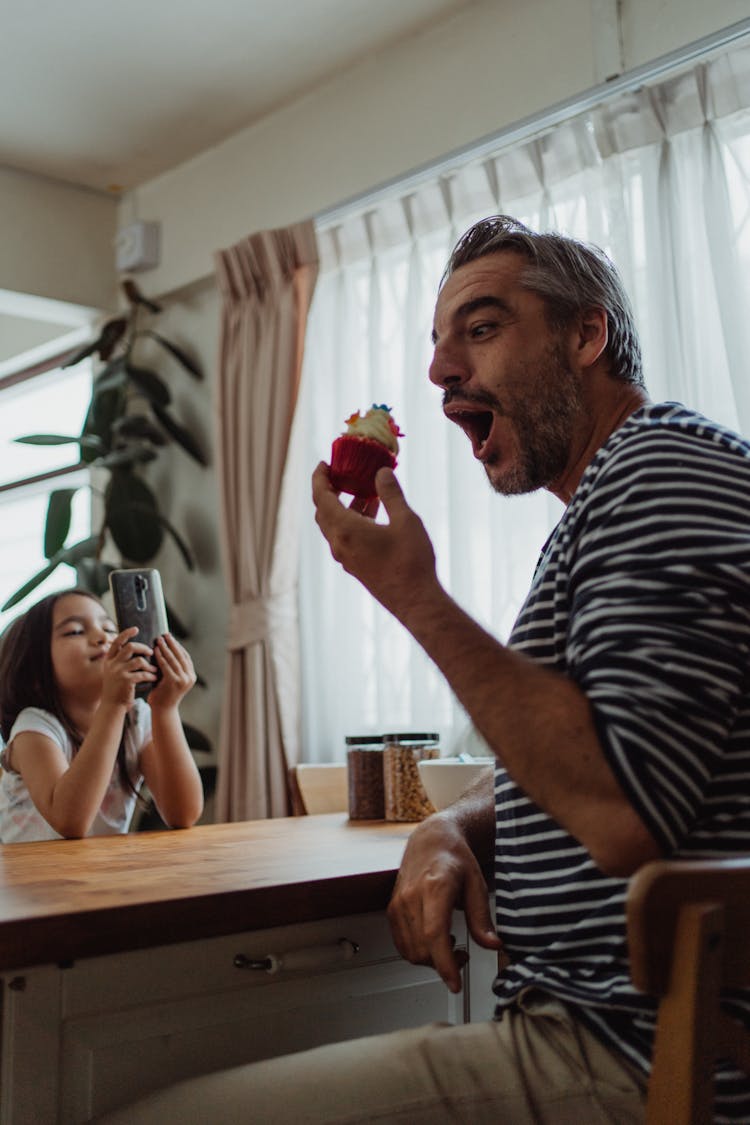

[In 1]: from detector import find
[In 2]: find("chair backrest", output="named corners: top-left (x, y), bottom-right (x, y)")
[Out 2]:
top-left (288, 763), bottom-right (348, 815)
top-left (626, 857), bottom-right (750, 1124)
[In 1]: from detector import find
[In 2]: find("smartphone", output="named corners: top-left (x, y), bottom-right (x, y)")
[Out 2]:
top-left (108, 568), bottom-right (169, 697)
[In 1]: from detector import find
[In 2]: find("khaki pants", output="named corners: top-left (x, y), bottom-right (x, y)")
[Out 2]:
top-left (96, 992), bottom-right (646, 1124)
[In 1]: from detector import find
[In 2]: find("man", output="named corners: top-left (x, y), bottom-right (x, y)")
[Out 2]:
top-left (102, 217), bottom-right (750, 1122)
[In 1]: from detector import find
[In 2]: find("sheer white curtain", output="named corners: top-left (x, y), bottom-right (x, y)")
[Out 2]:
top-left (296, 43), bottom-right (750, 763)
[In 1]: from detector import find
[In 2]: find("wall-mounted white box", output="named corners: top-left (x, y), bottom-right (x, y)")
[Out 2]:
top-left (115, 221), bottom-right (161, 272)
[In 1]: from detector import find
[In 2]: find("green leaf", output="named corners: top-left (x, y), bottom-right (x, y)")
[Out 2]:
top-left (198, 764), bottom-right (217, 798)
top-left (80, 434), bottom-right (106, 454)
top-left (152, 403), bottom-right (207, 465)
top-left (96, 446), bottom-right (158, 470)
top-left (111, 415), bottom-right (167, 445)
top-left (181, 723), bottom-right (212, 753)
top-left (96, 317), bottom-right (128, 361)
top-left (125, 364), bottom-right (171, 406)
top-left (58, 535), bottom-right (103, 564)
top-left (0, 533), bottom-right (101, 611)
top-left (120, 502), bottom-right (194, 569)
top-left (75, 559), bottom-right (115, 596)
top-left (161, 518), bottom-right (194, 569)
top-left (143, 332), bottom-right (203, 380)
top-left (92, 357), bottom-right (129, 395)
top-left (164, 599), bottom-right (189, 638)
top-left (1, 561), bottom-right (60, 611)
top-left (80, 386), bottom-right (123, 461)
top-left (62, 319), bottom-right (128, 369)
top-left (14, 433), bottom-right (78, 446)
top-left (62, 340), bottom-right (98, 369)
top-left (44, 489), bottom-right (78, 558)
top-left (122, 279), bottom-right (161, 314)
top-left (105, 471), bottom-right (163, 561)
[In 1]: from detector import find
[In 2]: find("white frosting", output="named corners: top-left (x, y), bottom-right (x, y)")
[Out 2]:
top-left (345, 406), bottom-right (401, 454)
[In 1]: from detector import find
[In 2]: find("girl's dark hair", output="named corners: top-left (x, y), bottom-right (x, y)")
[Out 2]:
top-left (443, 214), bottom-right (644, 387)
top-left (0, 588), bottom-right (138, 797)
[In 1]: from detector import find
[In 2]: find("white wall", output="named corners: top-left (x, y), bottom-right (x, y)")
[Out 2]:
top-left (2, 0), bottom-right (746, 308)
top-left (120, 0), bottom-right (749, 297)
top-left (0, 166), bottom-right (117, 312)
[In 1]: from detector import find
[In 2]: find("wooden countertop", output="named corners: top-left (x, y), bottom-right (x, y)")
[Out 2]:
top-left (0, 815), bottom-right (415, 971)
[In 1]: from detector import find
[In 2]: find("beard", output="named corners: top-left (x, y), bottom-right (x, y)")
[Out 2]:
top-left (445, 338), bottom-right (584, 496)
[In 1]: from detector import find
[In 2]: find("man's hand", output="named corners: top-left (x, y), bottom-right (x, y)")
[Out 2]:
top-left (387, 812), bottom-right (502, 994)
top-left (312, 462), bottom-right (440, 623)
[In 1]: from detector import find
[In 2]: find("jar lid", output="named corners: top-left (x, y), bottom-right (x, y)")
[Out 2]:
top-left (345, 735), bottom-right (383, 745)
top-left (382, 732), bottom-right (439, 743)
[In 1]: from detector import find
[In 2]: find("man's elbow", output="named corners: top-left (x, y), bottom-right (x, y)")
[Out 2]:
top-left (587, 808), bottom-right (663, 878)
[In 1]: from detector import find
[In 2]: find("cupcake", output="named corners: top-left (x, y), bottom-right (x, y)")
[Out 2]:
top-left (329, 404), bottom-right (404, 500)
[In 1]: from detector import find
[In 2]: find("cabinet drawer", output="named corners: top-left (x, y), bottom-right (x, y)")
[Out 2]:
top-left (60, 909), bottom-right (434, 1016)
top-left (61, 955), bottom-right (464, 1121)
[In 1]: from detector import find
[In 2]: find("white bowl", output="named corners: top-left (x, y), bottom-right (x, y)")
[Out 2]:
top-left (417, 757), bottom-right (494, 811)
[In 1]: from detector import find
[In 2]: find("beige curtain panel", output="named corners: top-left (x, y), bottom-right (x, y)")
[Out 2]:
top-left (213, 220), bottom-right (319, 820)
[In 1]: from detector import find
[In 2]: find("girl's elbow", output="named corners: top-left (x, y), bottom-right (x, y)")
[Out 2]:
top-left (161, 797), bottom-right (204, 830)
top-left (55, 815), bottom-right (91, 839)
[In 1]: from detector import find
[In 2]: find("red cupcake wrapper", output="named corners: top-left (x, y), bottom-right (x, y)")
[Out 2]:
top-left (329, 435), bottom-right (397, 499)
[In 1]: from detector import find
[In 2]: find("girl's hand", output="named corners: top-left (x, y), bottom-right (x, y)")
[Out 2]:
top-left (102, 627), bottom-right (157, 706)
top-left (147, 634), bottom-right (196, 710)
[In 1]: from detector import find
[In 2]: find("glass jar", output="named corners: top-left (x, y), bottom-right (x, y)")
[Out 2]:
top-left (346, 735), bottom-right (385, 820)
top-left (383, 733), bottom-right (439, 822)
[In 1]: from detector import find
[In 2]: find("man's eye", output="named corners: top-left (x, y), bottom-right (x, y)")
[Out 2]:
top-left (469, 322), bottom-right (495, 338)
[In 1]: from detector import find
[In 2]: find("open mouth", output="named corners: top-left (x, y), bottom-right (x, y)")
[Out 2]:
top-left (444, 405), bottom-right (494, 458)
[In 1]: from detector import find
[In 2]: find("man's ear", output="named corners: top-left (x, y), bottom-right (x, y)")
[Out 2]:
top-left (572, 306), bottom-right (608, 369)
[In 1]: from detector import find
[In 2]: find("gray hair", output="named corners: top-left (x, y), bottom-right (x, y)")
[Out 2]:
top-left (443, 215), bottom-right (644, 387)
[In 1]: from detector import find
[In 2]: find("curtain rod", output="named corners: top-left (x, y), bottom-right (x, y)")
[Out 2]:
top-left (315, 16), bottom-right (750, 231)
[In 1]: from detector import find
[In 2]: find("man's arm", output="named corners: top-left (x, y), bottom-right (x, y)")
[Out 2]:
top-left (313, 463), bottom-right (661, 876)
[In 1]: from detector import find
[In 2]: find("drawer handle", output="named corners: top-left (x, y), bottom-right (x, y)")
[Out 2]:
top-left (234, 938), bottom-right (359, 975)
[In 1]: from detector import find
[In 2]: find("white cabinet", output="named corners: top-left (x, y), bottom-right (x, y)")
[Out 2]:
top-left (0, 909), bottom-right (494, 1124)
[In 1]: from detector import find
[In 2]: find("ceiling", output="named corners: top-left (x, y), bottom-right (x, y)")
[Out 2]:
top-left (3, 0), bottom-right (476, 196)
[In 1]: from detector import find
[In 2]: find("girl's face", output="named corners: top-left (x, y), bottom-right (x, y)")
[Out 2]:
top-left (50, 593), bottom-right (118, 699)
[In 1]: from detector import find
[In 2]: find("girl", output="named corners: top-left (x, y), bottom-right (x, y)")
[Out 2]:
top-left (0, 588), bottom-right (204, 841)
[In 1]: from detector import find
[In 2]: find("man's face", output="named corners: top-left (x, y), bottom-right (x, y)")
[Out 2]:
top-left (429, 251), bottom-right (583, 496)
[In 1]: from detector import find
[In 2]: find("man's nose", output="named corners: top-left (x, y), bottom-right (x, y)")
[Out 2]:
top-left (428, 342), bottom-right (469, 389)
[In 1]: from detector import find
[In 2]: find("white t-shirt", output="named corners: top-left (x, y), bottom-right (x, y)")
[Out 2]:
top-left (0, 700), bottom-right (152, 842)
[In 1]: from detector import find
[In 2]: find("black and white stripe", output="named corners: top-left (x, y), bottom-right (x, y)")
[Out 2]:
top-left (493, 403), bottom-right (750, 1122)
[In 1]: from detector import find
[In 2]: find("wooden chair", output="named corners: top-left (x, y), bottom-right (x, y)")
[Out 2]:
top-left (626, 857), bottom-right (750, 1124)
top-left (288, 763), bottom-right (348, 815)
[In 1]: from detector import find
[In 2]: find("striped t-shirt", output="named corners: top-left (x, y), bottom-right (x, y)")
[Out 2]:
top-left (493, 402), bottom-right (750, 1122)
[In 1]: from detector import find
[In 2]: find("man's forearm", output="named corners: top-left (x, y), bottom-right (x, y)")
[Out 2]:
top-left (401, 582), bottom-right (660, 875)
top-left (438, 769), bottom-right (496, 869)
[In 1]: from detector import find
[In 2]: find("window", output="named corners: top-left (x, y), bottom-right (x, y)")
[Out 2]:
top-left (0, 338), bottom-right (93, 635)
